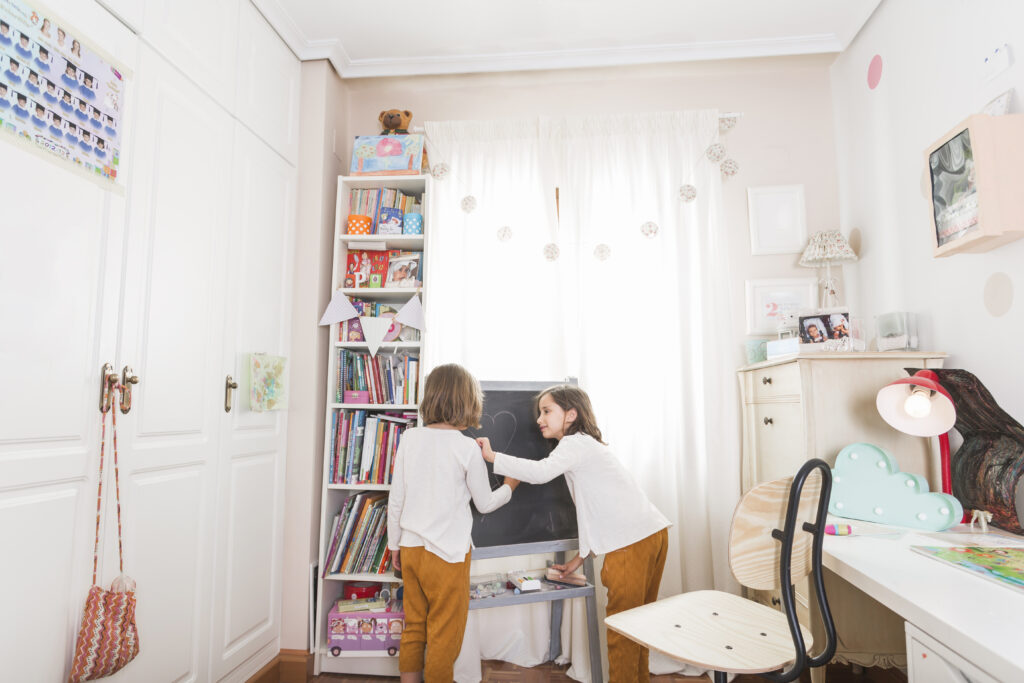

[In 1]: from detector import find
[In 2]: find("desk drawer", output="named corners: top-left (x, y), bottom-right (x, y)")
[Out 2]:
top-left (752, 402), bottom-right (805, 484)
top-left (751, 364), bottom-right (801, 401)
top-left (906, 623), bottom-right (996, 683)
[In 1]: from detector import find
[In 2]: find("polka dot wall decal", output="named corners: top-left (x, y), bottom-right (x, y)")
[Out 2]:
top-left (543, 243), bottom-right (560, 261)
top-left (594, 244), bottom-right (611, 261)
top-left (984, 272), bottom-right (1014, 317)
top-left (679, 184), bottom-right (697, 202)
top-left (640, 221), bottom-right (659, 238)
top-left (497, 226), bottom-right (513, 242)
top-left (460, 195), bottom-right (477, 213)
top-left (430, 163), bottom-right (450, 180)
top-left (706, 143), bottom-right (726, 163)
top-left (868, 55), bottom-right (883, 90)
top-left (721, 158), bottom-right (739, 177)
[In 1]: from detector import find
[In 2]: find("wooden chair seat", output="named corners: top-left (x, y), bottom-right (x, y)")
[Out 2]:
top-left (604, 590), bottom-right (813, 675)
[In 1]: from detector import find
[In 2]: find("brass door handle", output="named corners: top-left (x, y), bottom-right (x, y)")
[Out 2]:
top-left (225, 375), bottom-right (239, 412)
top-left (120, 366), bottom-right (139, 414)
top-left (99, 363), bottom-right (119, 413)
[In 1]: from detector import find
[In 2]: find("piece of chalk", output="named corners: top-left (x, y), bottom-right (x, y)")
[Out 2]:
top-left (825, 524), bottom-right (852, 536)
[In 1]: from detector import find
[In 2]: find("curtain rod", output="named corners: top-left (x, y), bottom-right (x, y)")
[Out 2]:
top-left (409, 113), bottom-right (743, 134)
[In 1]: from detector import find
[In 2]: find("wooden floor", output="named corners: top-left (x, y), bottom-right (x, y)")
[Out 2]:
top-left (313, 660), bottom-right (908, 682)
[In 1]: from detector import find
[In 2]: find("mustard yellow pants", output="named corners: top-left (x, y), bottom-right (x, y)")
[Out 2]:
top-left (601, 527), bottom-right (669, 683)
top-left (398, 546), bottom-right (472, 682)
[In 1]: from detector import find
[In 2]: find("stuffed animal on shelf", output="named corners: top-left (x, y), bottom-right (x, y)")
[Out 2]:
top-left (379, 109), bottom-right (413, 134)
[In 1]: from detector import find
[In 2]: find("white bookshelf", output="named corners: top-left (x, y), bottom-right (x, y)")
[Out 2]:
top-left (314, 174), bottom-right (429, 676)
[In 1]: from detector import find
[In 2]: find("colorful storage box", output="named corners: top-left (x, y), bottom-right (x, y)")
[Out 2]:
top-left (347, 214), bottom-right (372, 235)
top-left (327, 605), bottom-right (404, 657)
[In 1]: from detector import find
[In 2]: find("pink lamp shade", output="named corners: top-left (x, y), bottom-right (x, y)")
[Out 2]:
top-left (875, 369), bottom-right (956, 436)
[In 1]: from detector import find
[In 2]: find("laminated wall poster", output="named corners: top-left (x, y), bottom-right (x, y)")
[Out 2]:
top-left (250, 353), bottom-right (287, 412)
top-left (0, 0), bottom-right (127, 187)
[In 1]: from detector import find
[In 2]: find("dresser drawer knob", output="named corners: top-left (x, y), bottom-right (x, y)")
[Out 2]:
top-left (763, 417), bottom-right (774, 426)
top-left (762, 376), bottom-right (772, 385)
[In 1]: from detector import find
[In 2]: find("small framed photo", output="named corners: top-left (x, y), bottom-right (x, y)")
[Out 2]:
top-left (747, 184), bottom-right (808, 255)
top-left (385, 252), bottom-right (421, 288)
top-left (799, 311), bottom-right (851, 344)
top-left (745, 278), bottom-right (817, 335)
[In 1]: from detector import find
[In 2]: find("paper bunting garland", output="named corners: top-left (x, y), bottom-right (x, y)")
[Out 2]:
top-left (359, 316), bottom-right (393, 357)
top-left (395, 293), bottom-right (425, 331)
top-left (319, 290), bottom-right (359, 326)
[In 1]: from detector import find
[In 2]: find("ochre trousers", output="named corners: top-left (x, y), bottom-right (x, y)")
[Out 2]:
top-left (398, 546), bottom-right (472, 682)
top-left (601, 527), bottom-right (669, 683)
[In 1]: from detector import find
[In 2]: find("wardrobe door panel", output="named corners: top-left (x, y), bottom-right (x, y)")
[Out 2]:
top-left (209, 122), bottom-right (294, 680)
top-left (234, 0), bottom-right (300, 164)
top-left (114, 43), bottom-right (234, 682)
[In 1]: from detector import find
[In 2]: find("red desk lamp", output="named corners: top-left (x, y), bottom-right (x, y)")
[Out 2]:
top-left (876, 369), bottom-right (957, 495)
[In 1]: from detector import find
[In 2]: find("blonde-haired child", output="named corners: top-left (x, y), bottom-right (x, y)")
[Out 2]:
top-left (387, 363), bottom-right (519, 683)
top-left (478, 385), bottom-right (670, 683)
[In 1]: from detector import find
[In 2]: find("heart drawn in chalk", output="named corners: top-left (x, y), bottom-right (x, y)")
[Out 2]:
top-left (469, 410), bottom-right (519, 489)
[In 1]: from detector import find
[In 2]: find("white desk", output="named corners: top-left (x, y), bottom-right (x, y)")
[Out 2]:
top-left (822, 523), bottom-right (1024, 682)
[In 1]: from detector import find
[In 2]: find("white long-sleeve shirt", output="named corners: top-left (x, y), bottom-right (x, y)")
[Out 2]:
top-left (492, 433), bottom-right (670, 557)
top-left (387, 426), bottom-right (512, 563)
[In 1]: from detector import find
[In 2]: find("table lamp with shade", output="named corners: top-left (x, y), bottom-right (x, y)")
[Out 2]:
top-left (876, 369), bottom-right (957, 496)
top-left (799, 230), bottom-right (858, 308)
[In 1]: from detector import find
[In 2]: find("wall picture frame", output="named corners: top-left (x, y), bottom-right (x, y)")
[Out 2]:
top-left (747, 184), bottom-right (808, 255)
top-left (745, 277), bottom-right (818, 335)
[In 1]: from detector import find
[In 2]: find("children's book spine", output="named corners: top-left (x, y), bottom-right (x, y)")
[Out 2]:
top-left (321, 513), bottom-right (342, 578)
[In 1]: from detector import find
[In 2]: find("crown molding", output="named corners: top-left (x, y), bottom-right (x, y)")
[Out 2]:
top-left (251, 0), bottom-right (335, 60)
top-left (252, 0), bottom-right (845, 80)
top-left (332, 34), bottom-right (844, 78)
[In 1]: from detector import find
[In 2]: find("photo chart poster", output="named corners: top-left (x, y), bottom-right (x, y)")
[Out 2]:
top-left (0, 0), bottom-right (125, 185)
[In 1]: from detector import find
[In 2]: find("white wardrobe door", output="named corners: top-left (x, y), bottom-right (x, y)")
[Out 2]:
top-left (141, 0), bottom-right (241, 111)
top-left (0, 3), bottom-right (136, 677)
top-left (234, 0), bottom-right (300, 165)
top-left (209, 122), bottom-right (295, 681)
top-left (110, 43), bottom-right (234, 683)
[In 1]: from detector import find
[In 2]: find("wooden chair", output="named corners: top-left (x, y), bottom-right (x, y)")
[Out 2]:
top-left (605, 459), bottom-right (836, 683)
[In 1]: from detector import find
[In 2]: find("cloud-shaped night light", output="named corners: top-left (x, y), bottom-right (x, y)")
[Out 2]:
top-left (829, 442), bottom-right (963, 531)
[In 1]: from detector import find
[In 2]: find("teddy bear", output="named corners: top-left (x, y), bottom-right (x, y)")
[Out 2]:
top-left (379, 109), bottom-right (412, 134)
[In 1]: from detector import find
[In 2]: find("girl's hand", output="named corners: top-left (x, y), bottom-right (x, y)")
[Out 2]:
top-left (391, 549), bottom-right (401, 571)
top-left (552, 554), bottom-right (584, 578)
top-left (476, 437), bottom-right (496, 463)
top-left (503, 476), bottom-right (520, 492)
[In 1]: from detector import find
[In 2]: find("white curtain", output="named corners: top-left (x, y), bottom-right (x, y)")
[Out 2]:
top-left (424, 111), bottom-right (740, 682)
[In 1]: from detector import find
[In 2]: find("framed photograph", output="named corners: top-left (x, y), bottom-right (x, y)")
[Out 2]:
top-left (799, 311), bottom-right (851, 344)
top-left (384, 252), bottom-right (421, 288)
top-left (747, 185), bottom-right (808, 255)
top-left (745, 278), bottom-right (817, 335)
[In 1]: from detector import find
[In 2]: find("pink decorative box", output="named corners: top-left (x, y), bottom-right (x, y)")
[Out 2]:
top-left (343, 390), bottom-right (370, 403)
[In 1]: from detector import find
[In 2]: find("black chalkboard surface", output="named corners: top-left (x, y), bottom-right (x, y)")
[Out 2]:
top-left (462, 381), bottom-right (579, 548)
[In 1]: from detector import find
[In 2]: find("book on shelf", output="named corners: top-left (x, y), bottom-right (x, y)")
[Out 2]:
top-left (344, 250), bottom-right (389, 288)
top-left (330, 409), bottom-right (415, 485)
top-left (346, 187), bottom-right (421, 235)
top-left (377, 207), bottom-right (404, 235)
top-left (336, 349), bottom-right (420, 405)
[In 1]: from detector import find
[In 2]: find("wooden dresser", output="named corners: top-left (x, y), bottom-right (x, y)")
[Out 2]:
top-left (737, 352), bottom-right (947, 681)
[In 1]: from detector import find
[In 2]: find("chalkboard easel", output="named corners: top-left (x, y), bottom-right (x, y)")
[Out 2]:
top-left (463, 381), bottom-right (603, 683)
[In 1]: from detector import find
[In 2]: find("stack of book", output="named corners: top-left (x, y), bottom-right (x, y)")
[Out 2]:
top-left (347, 188), bottom-right (420, 234)
top-left (323, 492), bottom-right (391, 577)
top-left (336, 349), bottom-right (419, 405)
top-left (329, 410), bottom-right (416, 485)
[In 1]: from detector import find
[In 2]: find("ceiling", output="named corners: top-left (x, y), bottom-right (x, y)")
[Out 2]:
top-left (253, 0), bottom-right (882, 79)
